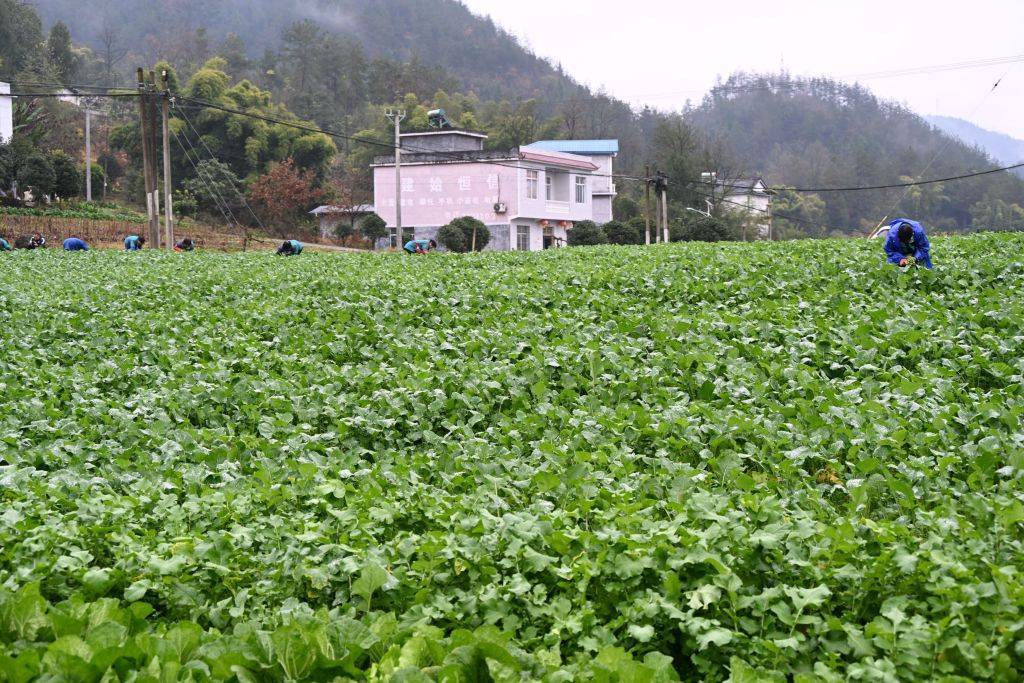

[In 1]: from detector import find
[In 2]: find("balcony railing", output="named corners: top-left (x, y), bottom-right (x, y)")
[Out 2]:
top-left (546, 200), bottom-right (570, 214)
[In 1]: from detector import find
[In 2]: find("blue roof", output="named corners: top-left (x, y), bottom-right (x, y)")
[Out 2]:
top-left (527, 139), bottom-right (619, 155)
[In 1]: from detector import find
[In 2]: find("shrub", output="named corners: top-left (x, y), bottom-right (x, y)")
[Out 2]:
top-left (49, 151), bottom-right (81, 200)
top-left (567, 220), bottom-right (607, 246)
top-left (359, 213), bottom-right (388, 248)
top-left (603, 220), bottom-right (643, 245)
top-left (438, 216), bottom-right (489, 253)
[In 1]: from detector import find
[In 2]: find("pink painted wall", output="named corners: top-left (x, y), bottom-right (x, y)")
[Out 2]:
top-left (373, 162), bottom-right (520, 227)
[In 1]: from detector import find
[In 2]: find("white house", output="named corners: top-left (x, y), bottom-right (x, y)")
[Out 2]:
top-left (0, 82), bottom-right (12, 144)
top-left (372, 131), bottom-right (619, 251)
top-left (716, 177), bottom-right (774, 239)
top-left (524, 140), bottom-right (618, 223)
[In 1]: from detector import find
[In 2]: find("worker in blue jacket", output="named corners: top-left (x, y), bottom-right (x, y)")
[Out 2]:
top-left (124, 234), bottom-right (146, 251)
top-left (404, 238), bottom-right (437, 255)
top-left (62, 236), bottom-right (89, 251)
top-left (884, 219), bottom-right (933, 269)
top-left (276, 239), bottom-right (303, 256)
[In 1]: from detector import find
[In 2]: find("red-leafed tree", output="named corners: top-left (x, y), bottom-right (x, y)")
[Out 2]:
top-left (248, 158), bottom-right (325, 237)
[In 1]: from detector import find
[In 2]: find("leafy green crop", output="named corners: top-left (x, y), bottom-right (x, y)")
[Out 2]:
top-left (0, 204), bottom-right (147, 223)
top-left (1, 236), bottom-right (1023, 681)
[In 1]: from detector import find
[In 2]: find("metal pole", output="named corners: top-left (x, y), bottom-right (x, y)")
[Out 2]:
top-left (148, 71), bottom-right (161, 248)
top-left (385, 108), bottom-right (406, 249)
top-left (662, 188), bottom-right (669, 243)
top-left (161, 71), bottom-right (173, 249)
top-left (85, 110), bottom-right (92, 201)
top-left (136, 68), bottom-right (157, 245)
top-left (644, 164), bottom-right (651, 245)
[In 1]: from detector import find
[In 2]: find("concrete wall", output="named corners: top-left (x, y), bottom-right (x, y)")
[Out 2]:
top-left (374, 161), bottom-right (519, 229)
top-left (400, 131), bottom-right (485, 153)
top-left (0, 82), bottom-right (12, 144)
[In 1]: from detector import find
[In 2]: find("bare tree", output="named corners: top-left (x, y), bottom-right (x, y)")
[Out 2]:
top-left (98, 21), bottom-right (128, 86)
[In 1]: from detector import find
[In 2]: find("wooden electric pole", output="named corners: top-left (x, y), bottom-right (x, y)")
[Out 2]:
top-left (136, 68), bottom-right (159, 246)
top-left (385, 108), bottom-right (406, 249)
top-left (644, 164), bottom-right (651, 245)
top-left (161, 70), bottom-right (173, 249)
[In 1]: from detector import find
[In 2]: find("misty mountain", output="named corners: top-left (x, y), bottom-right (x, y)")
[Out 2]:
top-left (25, 0), bottom-right (1024, 232)
top-left (31, 0), bottom-right (578, 103)
top-left (926, 115), bottom-right (1024, 173)
top-left (687, 74), bottom-right (1024, 231)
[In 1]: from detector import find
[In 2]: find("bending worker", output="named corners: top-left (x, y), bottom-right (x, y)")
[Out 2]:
top-left (884, 218), bottom-right (932, 269)
top-left (63, 236), bottom-right (89, 251)
top-left (404, 238), bottom-right (437, 255)
top-left (174, 238), bottom-right (195, 252)
top-left (277, 239), bottom-right (303, 256)
top-left (124, 234), bottom-right (146, 251)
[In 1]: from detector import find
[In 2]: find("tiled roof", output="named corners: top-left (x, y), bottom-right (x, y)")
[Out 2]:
top-left (310, 204), bottom-right (375, 216)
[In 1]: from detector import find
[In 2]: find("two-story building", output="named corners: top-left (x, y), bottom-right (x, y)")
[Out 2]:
top-left (372, 130), bottom-right (618, 251)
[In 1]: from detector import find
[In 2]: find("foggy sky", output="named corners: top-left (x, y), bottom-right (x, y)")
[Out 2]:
top-left (461, 0), bottom-right (1024, 140)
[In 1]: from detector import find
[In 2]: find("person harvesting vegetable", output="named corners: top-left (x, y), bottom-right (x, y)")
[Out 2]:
top-left (124, 235), bottom-right (146, 251)
top-left (0, 234), bottom-right (11, 251)
top-left (404, 238), bottom-right (437, 255)
top-left (62, 236), bottom-right (89, 251)
top-left (884, 219), bottom-right (932, 269)
top-left (174, 238), bottom-right (195, 252)
top-left (277, 239), bottom-right (303, 256)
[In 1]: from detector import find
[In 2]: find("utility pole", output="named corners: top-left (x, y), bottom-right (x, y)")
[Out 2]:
top-left (384, 108), bottom-right (406, 249)
top-left (85, 110), bottom-right (93, 201)
top-left (662, 185), bottom-right (670, 243)
top-left (161, 70), bottom-right (174, 249)
top-left (644, 164), bottom-right (651, 245)
top-left (136, 68), bottom-right (159, 246)
top-left (657, 171), bottom-right (670, 243)
top-left (148, 70), bottom-right (161, 248)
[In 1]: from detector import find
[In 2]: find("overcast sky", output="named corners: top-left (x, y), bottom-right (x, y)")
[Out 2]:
top-left (460, 0), bottom-right (1024, 139)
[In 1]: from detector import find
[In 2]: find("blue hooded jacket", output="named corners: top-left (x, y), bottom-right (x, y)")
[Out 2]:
top-left (883, 218), bottom-right (932, 269)
top-left (63, 237), bottom-right (89, 251)
top-left (124, 235), bottom-right (143, 251)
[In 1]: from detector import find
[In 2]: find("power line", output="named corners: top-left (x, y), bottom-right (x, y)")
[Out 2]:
top-left (174, 102), bottom-right (268, 232)
top-left (684, 159), bottom-right (1024, 194)
top-left (625, 54), bottom-right (1024, 100)
top-left (175, 94), bottom-right (645, 183)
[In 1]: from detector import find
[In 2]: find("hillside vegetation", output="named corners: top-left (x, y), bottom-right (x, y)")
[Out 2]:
top-left (1, 237), bottom-right (1023, 679)
top-left (8, 1), bottom-right (1024, 236)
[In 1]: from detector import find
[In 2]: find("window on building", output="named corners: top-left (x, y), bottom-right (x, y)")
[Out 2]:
top-left (545, 174), bottom-right (553, 201)
top-left (575, 176), bottom-right (587, 203)
top-left (516, 225), bottom-right (530, 251)
top-left (526, 170), bottom-right (538, 199)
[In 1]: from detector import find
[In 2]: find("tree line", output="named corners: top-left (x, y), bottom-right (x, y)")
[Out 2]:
top-left (4, 0), bottom-right (1024, 239)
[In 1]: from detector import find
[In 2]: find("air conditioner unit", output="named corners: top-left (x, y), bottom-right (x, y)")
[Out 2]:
top-left (494, 202), bottom-right (507, 214)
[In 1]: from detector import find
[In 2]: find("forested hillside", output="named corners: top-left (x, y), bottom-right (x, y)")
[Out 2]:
top-left (685, 74), bottom-right (1024, 233)
top-left (926, 115), bottom-right (1024, 169)
top-left (30, 0), bottom-right (584, 105)
top-left (9, 0), bottom-right (1024, 234)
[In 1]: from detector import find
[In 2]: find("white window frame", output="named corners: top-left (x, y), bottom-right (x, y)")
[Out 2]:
top-left (526, 170), bottom-right (538, 200)
top-left (575, 176), bottom-right (587, 204)
top-left (545, 174), bottom-right (553, 201)
top-left (516, 225), bottom-right (530, 251)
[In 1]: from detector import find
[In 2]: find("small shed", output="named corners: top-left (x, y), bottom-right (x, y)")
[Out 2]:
top-left (311, 204), bottom-right (375, 239)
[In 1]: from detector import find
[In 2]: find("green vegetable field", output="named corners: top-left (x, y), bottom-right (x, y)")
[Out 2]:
top-left (1, 236), bottom-right (1023, 681)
